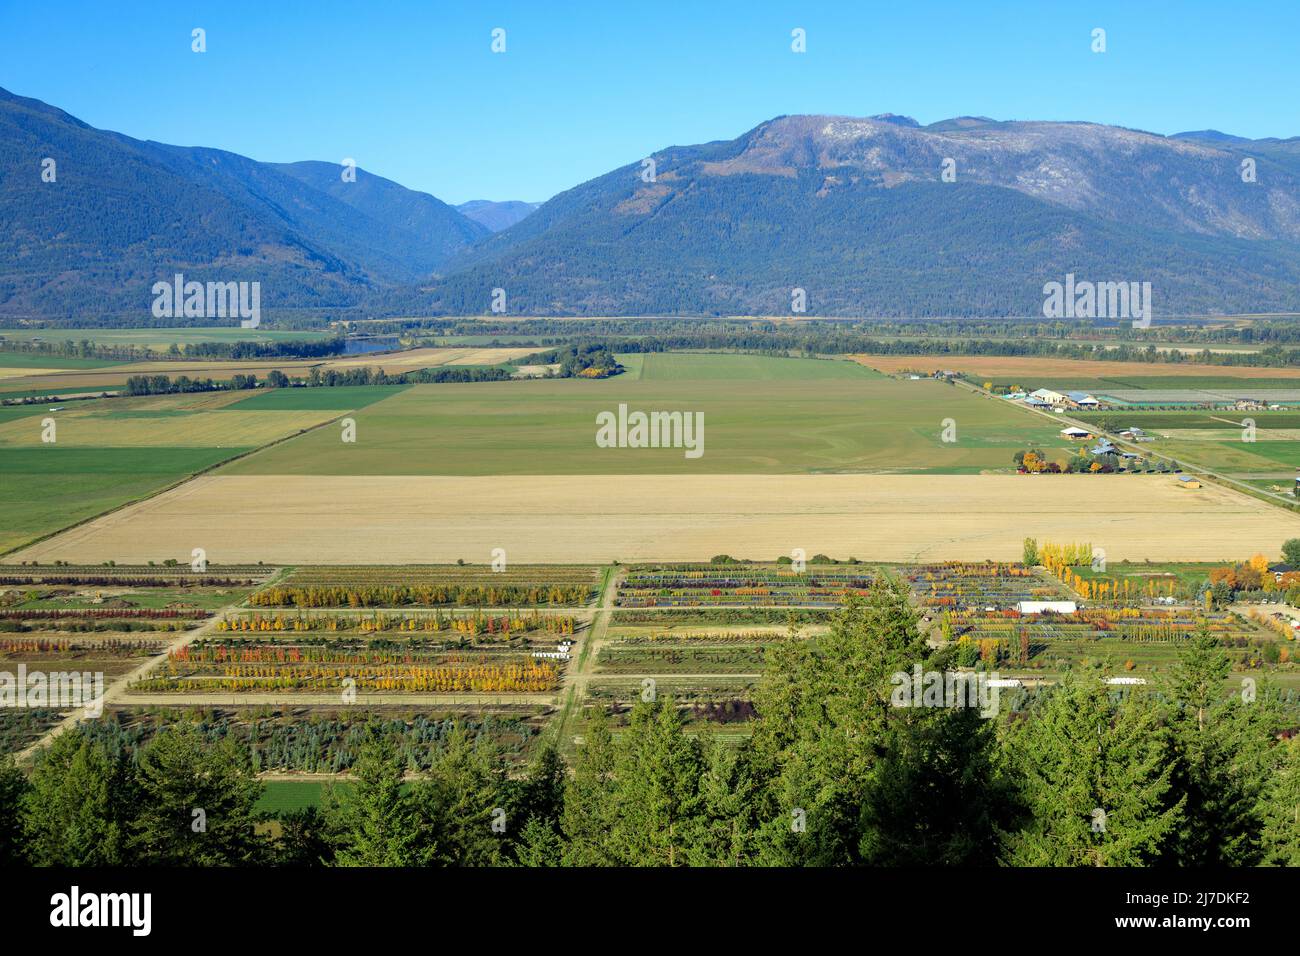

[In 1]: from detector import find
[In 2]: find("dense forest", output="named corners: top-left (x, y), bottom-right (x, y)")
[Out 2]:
top-left (3, 581), bottom-right (1297, 868)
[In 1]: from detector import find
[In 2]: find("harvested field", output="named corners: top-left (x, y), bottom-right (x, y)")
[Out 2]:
top-left (10, 473), bottom-right (1298, 565)
top-left (0, 408), bottom-right (338, 447)
top-left (853, 355), bottom-right (1300, 381)
top-left (321, 346), bottom-right (539, 371)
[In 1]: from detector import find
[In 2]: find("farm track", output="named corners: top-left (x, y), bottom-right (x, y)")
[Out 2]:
top-left (12, 567), bottom-right (292, 764)
top-left (554, 566), bottom-right (623, 744)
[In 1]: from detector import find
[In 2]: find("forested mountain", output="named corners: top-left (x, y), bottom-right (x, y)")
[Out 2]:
top-left (0, 86), bottom-right (484, 318)
top-left (426, 114), bottom-right (1300, 317)
top-left (5, 87), bottom-right (1300, 320)
top-left (456, 199), bottom-right (541, 232)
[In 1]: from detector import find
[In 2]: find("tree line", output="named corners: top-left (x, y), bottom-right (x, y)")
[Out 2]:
top-left (2, 580), bottom-right (1297, 867)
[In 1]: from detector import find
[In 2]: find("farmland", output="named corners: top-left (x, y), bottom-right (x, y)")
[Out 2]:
top-left (8, 349), bottom-right (1300, 797)
top-left (0, 389), bottom-right (397, 554)
top-left (1073, 407), bottom-right (1300, 481)
top-left (14, 472), bottom-right (1300, 565)
top-left (853, 353), bottom-right (1300, 385)
top-left (219, 352), bottom-right (1073, 476)
top-left (0, 326), bottom-right (333, 350)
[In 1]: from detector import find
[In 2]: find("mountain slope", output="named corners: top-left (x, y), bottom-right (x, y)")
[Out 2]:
top-left (0, 87), bottom-right (483, 318)
top-left (456, 199), bottom-right (540, 232)
top-left (428, 115), bottom-right (1300, 316)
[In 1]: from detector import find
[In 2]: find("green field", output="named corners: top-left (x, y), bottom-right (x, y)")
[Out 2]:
top-left (0, 326), bottom-right (332, 350)
top-left (0, 447), bottom-right (246, 553)
top-left (256, 780), bottom-right (348, 813)
top-left (1072, 408), bottom-right (1300, 475)
top-left (223, 352), bottom-right (1070, 476)
top-left (0, 386), bottom-right (409, 554)
top-left (227, 384), bottom-right (408, 410)
top-left (0, 351), bottom-right (121, 369)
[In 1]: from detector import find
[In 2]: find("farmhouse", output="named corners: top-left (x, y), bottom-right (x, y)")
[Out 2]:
top-left (1017, 600), bottom-right (1078, 615)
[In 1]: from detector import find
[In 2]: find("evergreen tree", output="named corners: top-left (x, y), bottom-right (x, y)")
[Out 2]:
top-left (130, 724), bottom-right (266, 866)
top-left (411, 722), bottom-right (507, 866)
top-left (607, 697), bottom-right (705, 866)
top-left (502, 738), bottom-right (566, 864)
top-left (860, 703), bottom-right (1020, 865)
top-left (0, 755), bottom-right (30, 866)
top-left (333, 733), bottom-right (427, 866)
top-left (1003, 672), bottom-right (1184, 866)
top-left (686, 738), bottom-right (762, 867)
top-left (560, 706), bottom-right (618, 866)
top-left (750, 578), bottom-right (929, 865)
top-left (1262, 735), bottom-right (1300, 866)
top-left (1162, 632), bottom-right (1276, 865)
top-left (270, 807), bottom-right (336, 867)
top-left (23, 730), bottom-right (137, 866)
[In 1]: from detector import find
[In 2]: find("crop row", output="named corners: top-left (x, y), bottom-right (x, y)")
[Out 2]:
top-left (249, 583), bottom-right (592, 608)
top-left (138, 659), bottom-right (561, 693)
top-left (219, 610), bottom-right (579, 636)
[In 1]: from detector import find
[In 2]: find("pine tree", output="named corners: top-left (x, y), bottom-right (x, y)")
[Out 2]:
top-left (23, 729), bottom-right (138, 866)
top-left (130, 724), bottom-right (267, 866)
top-left (333, 733), bottom-right (427, 866)
top-left (1003, 672), bottom-right (1184, 866)
top-left (0, 755), bottom-right (30, 866)
top-left (560, 706), bottom-right (618, 866)
top-left (1162, 631), bottom-right (1276, 865)
top-left (1262, 735), bottom-right (1300, 866)
top-left (607, 697), bottom-right (705, 867)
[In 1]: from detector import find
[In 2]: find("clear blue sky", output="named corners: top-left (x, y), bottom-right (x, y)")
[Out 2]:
top-left (2, 0), bottom-right (1296, 205)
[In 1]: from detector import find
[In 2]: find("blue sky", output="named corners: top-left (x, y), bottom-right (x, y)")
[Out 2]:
top-left (1, 0), bottom-right (1296, 205)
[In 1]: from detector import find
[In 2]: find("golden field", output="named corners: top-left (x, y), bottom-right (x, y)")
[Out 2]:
top-left (10, 473), bottom-right (1295, 565)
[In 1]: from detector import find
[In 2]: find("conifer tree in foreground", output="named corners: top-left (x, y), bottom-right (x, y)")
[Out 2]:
top-left (1002, 671), bottom-right (1184, 866)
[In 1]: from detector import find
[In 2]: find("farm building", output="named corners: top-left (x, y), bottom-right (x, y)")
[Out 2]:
top-left (1176, 476), bottom-right (1202, 489)
top-left (1060, 426), bottom-right (1092, 440)
top-left (1066, 391), bottom-right (1101, 408)
top-left (1029, 388), bottom-right (1069, 406)
top-left (1017, 600), bottom-right (1078, 615)
top-left (1089, 440), bottom-right (1116, 455)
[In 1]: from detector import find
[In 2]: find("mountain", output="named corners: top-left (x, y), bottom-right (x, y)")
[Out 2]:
top-left (456, 199), bottom-right (541, 232)
top-left (6, 89), bottom-right (1300, 320)
top-left (427, 114), bottom-right (1300, 317)
top-left (0, 86), bottom-right (485, 318)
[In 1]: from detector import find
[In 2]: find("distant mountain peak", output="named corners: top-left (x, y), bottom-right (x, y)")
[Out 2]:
top-left (869, 113), bottom-right (920, 127)
top-left (1170, 129), bottom-right (1251, 144)
top-left (456, 199), bottom-right (541, 232)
